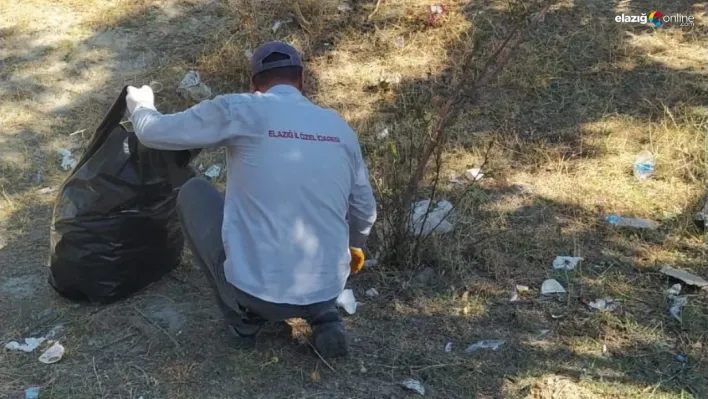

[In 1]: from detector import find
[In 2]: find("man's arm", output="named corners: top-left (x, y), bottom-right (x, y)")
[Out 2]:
top-left (129, 90), bottom-right (249, 151)
top-left (348, 144), bottom-right (377, 249)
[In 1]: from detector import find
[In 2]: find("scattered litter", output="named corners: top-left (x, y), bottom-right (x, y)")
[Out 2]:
top-left (667, 283), bottom-right (682, 296)
top-left (669, 295), bottom-right (688, 322)
top-left (606, 214), bottom-right (658, 229)
top-left (39, 342), bottom-right (65, 364)
top-left (464, 168), bottom-right (484, 181)
top-left (466, 340), bottom-right (505, 353)
top-left (633, 150), bottom-right (655, 181)
top-left (58, 149), bottom-right (77, 171)
top-left (272, 20), bottom-right (283, 33)
top-left (394, 35), bottom-right (405, 49)
top-left (444, 342), bottom-right (452, 353)
top-left (538, 329), bottom-right (550, 337)
top-left (548, 81), bottom-right (560, 89)
top-left (430, 4), bottom-right (445, 15)
top-left (5, 338), bottom-right (46, 353)
top-left (377, 127), bottom-right (390, 139)
top-left (24, 387), bottom-right (40, 399)
top-left (365, 288), bottom-right (379, 298)
top-left (401, 378), bottom-right (425, 396)
top-left (204, 165), bottom-right (221, 179)
top-left (244, 49), bottom-right (254, 60)
top-left (676, 353), bottom-right (688, 363)
top-left (510, 285), bottom-right (529, 302)
top-left (660, 266), bottom-right (708, 289)
top-left (198, 164), bottom-right (205, 171)
top-left (45, 325), bottom-right (65, 341)
top-left (409, 199), bottom-right (454, 236)
top-left (541, 279), bottom-right (566, 295)
top-left (588, 298), bottom-right (618, 312)
top-left (602, 344), bottom-right (608, 354)
top-left (337, 3), bottom-right (352, 12)
top-left (428, 4), bottom-right (445, 25)
top-left (336, 289), bottom-right (357, 314)
top-left (551, 314), bottom-right (565, 319)
top-left (552, 256), bottom-right (583, 271)
top-left (37, 187), bottom-right (57, 194)
top-left (363, 259), bottom-right (377, 268)
top-left (148, 80), bottom-right (164, 93)
top-left (69, 128), bottom-right (86, 136)
top-left (176, 70), bottom-right (213, 102)
top-left (359, 361), bottom-right (367, 373)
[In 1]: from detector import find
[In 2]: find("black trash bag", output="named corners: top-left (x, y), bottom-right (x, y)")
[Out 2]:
top-left (48, 86), bottom-right (201, 304)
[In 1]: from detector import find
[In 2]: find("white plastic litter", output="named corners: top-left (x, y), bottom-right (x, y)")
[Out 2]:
top-left (272, 20), bottom-right (283, 33)
top-left (606, 215), bottom-right (658, 229)
top-left (38, 342), bottom-right (65, 364)
top-left (588, 298), bottom-right (618, 312)
top-left (5, 338), bottom-right (46, 353)
top-left (409, 199), bottom-right (454, 236)
top-left (177, 70), bottom-right (213, 102)
top-left (510, 285), bottom-right (529, 302)
top-left (37, 187), bottom-right (57, 194)
top-left (58, 149), bottom-right (77, 171)
top-left (244, 50), bottom-right (254, 60)
top-left (401, 378), bottom-right (425, 396)
top-left (466, 340), bottom-right (505, 353)
top-left (365, 288), bottom-right (379, 298)
top-left (336, 289), bottom-right (357, 314)
top-left (541, 279), bottom-right (566, 295)
top-left (444, 342), bottom-right (452, 353)
top-left (337, 3), bottom-right (352, 12)
top-left (670, 296), bottom-right (688, 322)
top-left (430, 4), bottom-right (444, 14)
top-left (516, 285), bottom-right (529, 292)
top-left (205, 165), bottom-right (221, 179)
top-left (394, 36), bottom-right (405, 49)
top-left (553, 256), bottom-right (583, 271)
top-left (660, 266), bottom-right (708, 289)
top-left (464, 168), bottom-right (484, 181)
top-left (377, 127), bottom-right (390, 139)
top-left (667, 283), bottom-right (682, 296)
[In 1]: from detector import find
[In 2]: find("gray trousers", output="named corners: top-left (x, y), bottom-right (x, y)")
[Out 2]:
top-left (176, 178), bottom-right (340, 335)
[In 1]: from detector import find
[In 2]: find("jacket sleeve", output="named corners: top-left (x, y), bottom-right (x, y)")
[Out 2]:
top-left (130, 95), bottom-right (247, 150)
top-left (348, 142), bottom-right (377, 249)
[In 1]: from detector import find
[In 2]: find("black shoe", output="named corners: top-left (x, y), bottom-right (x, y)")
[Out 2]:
top-left (226, 323), bottom-right (259, 349)
top-left (312, 322), bottom-right (349, 359)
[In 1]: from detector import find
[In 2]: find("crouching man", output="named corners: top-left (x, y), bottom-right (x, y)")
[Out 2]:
top-left (125, 41), bottom-right (376, 358)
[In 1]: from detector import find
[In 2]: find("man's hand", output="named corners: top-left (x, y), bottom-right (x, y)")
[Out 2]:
top-left (126, 85), bottom-right (155, 115)
top-left (350, 247), bottom-right (365, 275)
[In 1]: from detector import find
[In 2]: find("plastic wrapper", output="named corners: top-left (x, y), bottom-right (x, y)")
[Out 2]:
top-left (48, 86), bottom-right (200, 304)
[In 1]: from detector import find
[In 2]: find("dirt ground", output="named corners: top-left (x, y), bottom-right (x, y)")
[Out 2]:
top-left (1, 0), bottom-right (708, 398)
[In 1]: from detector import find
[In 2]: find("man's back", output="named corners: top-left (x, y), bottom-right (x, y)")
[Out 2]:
top-left (130, 84), bottom-right (376, 305)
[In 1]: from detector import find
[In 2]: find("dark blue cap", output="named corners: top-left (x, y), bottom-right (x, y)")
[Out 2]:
top-left (251, 41), bottom-right (303, 77)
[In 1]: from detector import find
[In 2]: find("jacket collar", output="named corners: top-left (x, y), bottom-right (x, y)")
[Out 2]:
top-left (265, 84), bottom-right (303, 96)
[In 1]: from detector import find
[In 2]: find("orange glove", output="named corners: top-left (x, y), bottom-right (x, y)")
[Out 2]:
top-left (349, 247), bottom-right (365, 275)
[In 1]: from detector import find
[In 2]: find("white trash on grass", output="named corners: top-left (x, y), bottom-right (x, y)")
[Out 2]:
top-left (466, 340), bottom-right (505, 353)
top-left (337, 3), bottom-right (352, 12)
top-left (510, 285), bottom-right (529, 302)
top-left (377, 127), bottom-right (390, 139)
top-left (660, 266), bottom-right (708, 289)
top-left (271, 20), bottom-right (284, 33)
top-left (5, 338), bottom-right (46, 353)
top-left (409, 199), bottom-right (454, 236)
top-left (666, 283), bottom-right (688, 322)
top-left (588, 298), bottom-right (618, 312)
top-left (336, 289), bottom-right (357, 314)
top-left (606, 214), bottom-right (658, 229)
top-left (541, 279), bottom-right (566, 295)
top-left (177, 70), bottom-right (213, 102)
top-left (58, 149), bottom-right (77, 171)
top-left (400, 378), bottom-right (425, 396)
top-left (205, 165), bottom-right (221, 179)
top-left (365, 288), bottom-right (379, 298)
top-left (464, 168), bottom-right (484, 181)
top-left (444, 342), bottom-right (453, 353)
top-left (39, 341), bottom-right (65, 364)
top-left (552, 256), bottom-right (583, 271)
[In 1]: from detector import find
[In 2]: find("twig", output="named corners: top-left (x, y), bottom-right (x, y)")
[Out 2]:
top-left (367, 0), bottom-right (383, 20)
top-left (303, 338), bottom-right (337, 373)
top-left (133, 306), bottom-right (182, 353)
top-left (93, 356), bottom-right (105, 398)
top-left (400, 3), bottom-right (552, 211)
top-left (98, 332), bottom-right (138, 350)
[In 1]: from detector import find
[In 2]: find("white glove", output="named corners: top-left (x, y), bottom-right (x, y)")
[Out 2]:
top-left (126, 85), bottom-right (155, 115)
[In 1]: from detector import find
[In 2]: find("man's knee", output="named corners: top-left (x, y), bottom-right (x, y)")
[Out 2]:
top-left (177, 177), bottom-right (212, 211)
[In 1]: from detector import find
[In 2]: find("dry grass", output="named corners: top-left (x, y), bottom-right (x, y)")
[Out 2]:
top-left (2, 0), bottom-right (708, 397)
